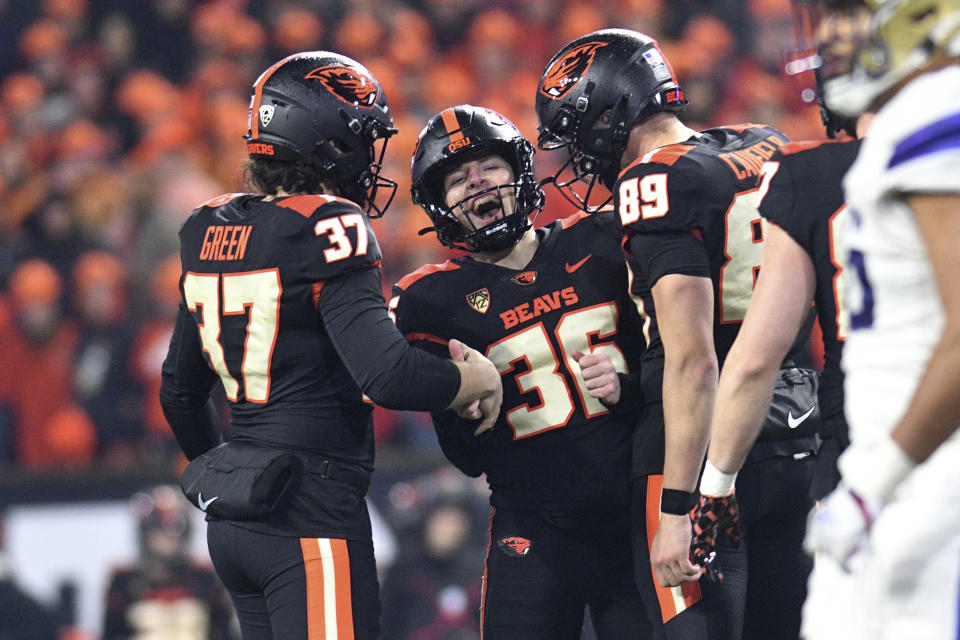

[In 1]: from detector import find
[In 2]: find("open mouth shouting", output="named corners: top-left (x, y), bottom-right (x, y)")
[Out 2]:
top-left (466, 193), bottom-right (505, 226)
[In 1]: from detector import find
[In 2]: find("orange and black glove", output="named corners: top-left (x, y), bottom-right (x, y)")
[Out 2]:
top-left (690, 493), bottom-right (742, 582)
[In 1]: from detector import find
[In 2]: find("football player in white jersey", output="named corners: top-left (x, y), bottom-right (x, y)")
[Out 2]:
top-left (804, 0), bottom-right (960, 638)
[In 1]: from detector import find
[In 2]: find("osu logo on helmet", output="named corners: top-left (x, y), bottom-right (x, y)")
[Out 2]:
top-left (540, 42), bottom-right (607, 100)
top-left (497, 536), bottom-right (532, 557)
top-left (305, 65), bottom-right (378, 108)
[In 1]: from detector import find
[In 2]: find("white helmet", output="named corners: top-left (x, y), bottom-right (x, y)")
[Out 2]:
top-left (825, 0), bottom-right (960, 116)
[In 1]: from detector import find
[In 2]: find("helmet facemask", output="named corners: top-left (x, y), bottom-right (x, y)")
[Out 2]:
top-left (439, 178), bottom-right (528, 253)
top-left (536, 30), bottom-right (686, 213)
top-left (244, 51), bottom-right (399, 217)
top-left (412, 106), bottom-right (545, 254)
top-left (323, 118), bottom-right (399, 218)
top-left (537, 97), bottom-right (621, 213)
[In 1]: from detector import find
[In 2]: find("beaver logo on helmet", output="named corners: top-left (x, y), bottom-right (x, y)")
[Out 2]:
top-left (305, 65), bottom-right (378, 108)
top-left (540, 42), bottom-right (607, 100)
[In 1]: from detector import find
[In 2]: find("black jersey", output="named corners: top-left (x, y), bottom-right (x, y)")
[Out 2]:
top-left (161, 193), bottom-right (462, 539)
top-left (616, 125), bottom-right (801, 391)
top-left (758, 138), bottom-right (860, 420)
top-left (616, 124), bottom-right (815, 473)
top-left (176, 194), bottom-right (380, 438)
top-left (392, 210), bottom-right (646, 512)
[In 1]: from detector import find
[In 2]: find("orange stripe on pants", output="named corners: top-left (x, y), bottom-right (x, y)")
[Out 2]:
top-left (300, 537), bottom-right (355, 639)
top-left (479, 507), bottom-right (495, 640)
top-left (645, 474), bottom-right (702, 622)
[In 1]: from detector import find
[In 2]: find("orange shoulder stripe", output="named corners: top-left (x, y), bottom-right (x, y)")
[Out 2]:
top-left (560, 210), bottom-right (590, 229)
top-left (621, 144), bottom-right (694, 174)
top-left (197, 193), bottom-right (247, 209)
top-left (276, 194), bottom-right (358, 218)
top-left (405, 331), bottom-right (447, 346)
top-left (723, 123), bottom-right (768, 133)
top-left (395, 261), bottom-right (460, 290)
top-left (777, 137), bottom-right (851, 156)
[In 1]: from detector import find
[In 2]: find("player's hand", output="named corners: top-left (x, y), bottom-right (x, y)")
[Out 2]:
top-left (651, 513), bottom-right (703, 587)
top-left (448, 339), bottom-right (481, 421)
top-left (449, 339), bottom-right (502, 436)
top-left (690, 493), bottom-right (742, 582)
top-left (804, 483), bottom-right (878, 570)
top-left (805, 437), bottom-right (915, 570)
top-left (571, 350), bottom-right (620, 406)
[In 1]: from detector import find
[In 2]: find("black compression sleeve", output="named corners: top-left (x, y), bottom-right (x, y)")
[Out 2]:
top-left (159, 305), bottom-right (221, 459)
top-left (627, 230), bottom-right (710, 285)
top-left (604, 372), bottom-right (644, 425)
top-left (318, 267), bottom-right (461, 411)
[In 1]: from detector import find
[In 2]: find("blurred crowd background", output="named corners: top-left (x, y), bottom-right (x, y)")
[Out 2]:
top-left (0, 0), bottom-right (827, 637)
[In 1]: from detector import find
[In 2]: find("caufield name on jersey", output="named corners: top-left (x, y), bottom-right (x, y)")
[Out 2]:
top-left (717, 135), bottom-right (784, 180)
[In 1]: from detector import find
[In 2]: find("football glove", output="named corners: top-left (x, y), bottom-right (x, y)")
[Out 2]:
top-left (690, 493), bottom-right (742, 582)
top-left (803, 483), bottom-right (878, 570)
top-left (804, 435), bottom-right (916, 570)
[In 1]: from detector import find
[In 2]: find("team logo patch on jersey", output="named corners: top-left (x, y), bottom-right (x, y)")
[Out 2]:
top-left (466, 288), bottom-right (490, 314)
top-left (305, 65), bottom-right (378, 108)
top-left (258, 104), bottom-right (275, 128)
top-left (497, 536), bottom-right (531, 557)
top-left (511, 271), bottom-right (537, 285)
top-left (540, 42), bottom-right (607, 99)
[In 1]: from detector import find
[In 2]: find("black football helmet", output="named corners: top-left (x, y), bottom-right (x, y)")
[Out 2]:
top-left (535, 29), bottom-right (687, 211)
top-left (411, 105), bottom-right (544, 253)
top-left (244, 51), bottom-right (398, 216)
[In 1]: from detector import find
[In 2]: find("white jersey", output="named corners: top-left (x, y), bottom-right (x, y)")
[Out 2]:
top-left (803, 65), bottom-right (960, 640)
top-left (842, 64), bottom-right (960, 445)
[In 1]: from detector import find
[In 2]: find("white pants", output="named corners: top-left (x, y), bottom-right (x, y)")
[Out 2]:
top-left (802, 439), bottom-right (960, 640)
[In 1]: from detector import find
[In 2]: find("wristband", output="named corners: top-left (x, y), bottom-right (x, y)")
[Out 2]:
top-left (661, 488), bottom-right (698, 515)
top-left (699, 460), bottom-right (738, 497)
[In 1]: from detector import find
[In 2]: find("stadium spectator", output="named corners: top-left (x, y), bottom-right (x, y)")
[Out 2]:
top-left (102, 485), bottom-right (237, 640)
top-left (0, 258), bottom-right (94, 468)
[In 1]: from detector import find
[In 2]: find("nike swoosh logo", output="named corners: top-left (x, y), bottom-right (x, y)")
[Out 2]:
top-left (198, 493), bottom-right (219, 511)
top-left (787, 406), bottom-right (816, 429)
top-left (565, 254), bottom-right (592, 273)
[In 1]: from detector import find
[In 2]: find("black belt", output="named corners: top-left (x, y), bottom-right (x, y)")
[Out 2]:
top-left (744, 436), bottom-right (819, 466)
top-left (302, 457), bottom-right (371, 492)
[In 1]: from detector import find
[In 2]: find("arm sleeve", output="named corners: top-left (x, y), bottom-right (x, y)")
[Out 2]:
top-left (605, 371), bottom-right (644, 425)
top-left (429, 407), bottom-right (486, 477)
top-left (317, 266), bottom-right (461, 411)
top-left (413, 337), bottom-right (486, 477)
top-left (627, 229), bottom-right (711, 286)
top-left (159, 305), bottom-right (221, 460)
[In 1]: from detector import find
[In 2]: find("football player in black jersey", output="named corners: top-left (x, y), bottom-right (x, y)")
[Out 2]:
top-left (689, 3), bottom-right (874, 638)
top-left (391, 105), bottom-right (651, 640)
top-left (536, 29), bottom-right (818, 639)
top-left (159, 52), bottom-right (502, 640)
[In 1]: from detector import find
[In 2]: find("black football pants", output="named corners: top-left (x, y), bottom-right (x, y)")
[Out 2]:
top-left (481, 506), bottom-right (653, 640)
top-left (632, 452), bottom-right (815, 640)
top-left (207, 520), bottom-right (380, 640)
